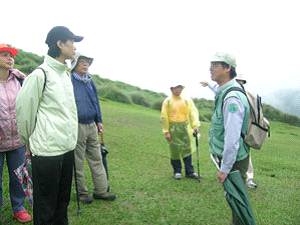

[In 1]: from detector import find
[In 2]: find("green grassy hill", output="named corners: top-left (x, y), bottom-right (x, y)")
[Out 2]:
top-left (14, 49), bottom-right (300, 126)
top-left (14, 49), bottom-right (43, 74)
top-left (2, 100), bottom-right (300, 225)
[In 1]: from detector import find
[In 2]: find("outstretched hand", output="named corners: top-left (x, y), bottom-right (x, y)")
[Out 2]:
top-left (200, 81), bottom-right (209, 87)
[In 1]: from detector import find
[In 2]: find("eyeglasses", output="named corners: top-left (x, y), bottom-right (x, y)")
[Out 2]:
top-left (78, 59), bottom-right (91, 65)
top-left (210, 62), bottom-right (223, 68)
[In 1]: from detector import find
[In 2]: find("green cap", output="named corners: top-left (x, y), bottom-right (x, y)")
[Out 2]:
top-left (211, 52), bottom-right (237, 68)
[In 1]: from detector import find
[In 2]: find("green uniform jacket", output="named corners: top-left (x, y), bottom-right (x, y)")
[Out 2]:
top-left (16, 55), bottom-right (78, 156)
top-left (209, 80), bottom-right (250, 162)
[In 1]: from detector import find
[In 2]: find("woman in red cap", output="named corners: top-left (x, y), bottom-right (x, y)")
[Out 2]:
top-left (0, 44), bottom-right (32, 223)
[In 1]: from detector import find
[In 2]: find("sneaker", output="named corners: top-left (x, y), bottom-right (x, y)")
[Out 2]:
top-left (93, 192), bottom-right (116, 201)
top-left (13, 210), bottom-right (32, 223)
top-left (173, 173), bottom-right (182, 180)
top-left (247, 179), bottom-right (257, 189)
top-left (79, 194), bottom-right (93, 204)
top-left (186, 172), bottom-right (201, 179)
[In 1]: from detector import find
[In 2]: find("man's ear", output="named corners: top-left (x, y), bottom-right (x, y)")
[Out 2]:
top-left (225, 66), bottom-right (231, 73)
top-left (56, 40), bottom-right (63, 49)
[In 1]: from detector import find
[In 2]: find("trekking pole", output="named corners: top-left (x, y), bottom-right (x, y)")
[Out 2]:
top-left (193, 131), bottom-right (201, 182)
top-left (99, 132), bottom-right (110, 192)
top-left (73, 159), bottom-right (81, 216)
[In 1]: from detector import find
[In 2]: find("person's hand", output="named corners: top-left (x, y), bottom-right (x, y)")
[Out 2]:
top-left (164, 132), bottom-right (172, 143)
top-left (25, 150), bottom-right (31, 156)
top-left (217, 171), bottom-right (228, 183)
top-left (96, 123), bottom-right (104, 133)
top-left (193, 128), bottom-right (199, 137)
top-left (25, 146), bottom-right (32, 157)
top-left (200, 81), bottom-right (208, 87)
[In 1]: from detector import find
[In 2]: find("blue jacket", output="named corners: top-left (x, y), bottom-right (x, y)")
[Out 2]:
top-left (71, 74), bottom-right (102, 124)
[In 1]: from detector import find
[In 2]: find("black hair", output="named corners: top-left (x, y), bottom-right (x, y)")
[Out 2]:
top-left (219, 62), bottom-right (237, 79)
top-left (47, 39), bottom-right (68, 58)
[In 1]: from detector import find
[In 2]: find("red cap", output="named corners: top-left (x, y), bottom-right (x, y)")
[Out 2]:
top-left (0, 44), bottom-right (18, 56)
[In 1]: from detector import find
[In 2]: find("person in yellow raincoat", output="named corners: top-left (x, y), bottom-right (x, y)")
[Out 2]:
top-left (161, 83), bottom-right (200, 180)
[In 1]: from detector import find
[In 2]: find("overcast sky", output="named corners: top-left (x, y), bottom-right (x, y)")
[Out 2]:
top-left (2, 0), bottom-right (300, 99)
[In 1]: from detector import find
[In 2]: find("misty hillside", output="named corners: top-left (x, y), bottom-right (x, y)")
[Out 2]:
top-left (264, 89), bottom-right (300, 117)
top-left (14, 49), bottom-right (300, 127)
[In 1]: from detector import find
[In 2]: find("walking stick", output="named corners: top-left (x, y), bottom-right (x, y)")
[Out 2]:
top-left (193, 131), bottom-right (201, 182)
top-left (73, 159), bottom-right (81, 216)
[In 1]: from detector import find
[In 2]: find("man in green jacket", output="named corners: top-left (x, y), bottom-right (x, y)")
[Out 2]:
top-left (209, 52), bottom-right (251, 225)
top-left (16, 26), bottom-right (83, 225)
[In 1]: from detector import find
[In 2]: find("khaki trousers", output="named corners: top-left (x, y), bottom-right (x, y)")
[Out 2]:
top-left (74, 123), bottom-right (108, 196)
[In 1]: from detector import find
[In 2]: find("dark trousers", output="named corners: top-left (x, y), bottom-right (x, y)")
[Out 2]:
top-left (170, 155), bottom-right (194, 175)
top-left (32, 150), bottom-right (74, 225)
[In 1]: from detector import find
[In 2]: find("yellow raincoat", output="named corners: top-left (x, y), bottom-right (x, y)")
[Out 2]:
top-left (161, 95), bottom-right (200, 159)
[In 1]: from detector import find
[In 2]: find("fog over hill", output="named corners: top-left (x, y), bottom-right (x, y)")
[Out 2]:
top-left (263, 89), bottom-right (300, 117)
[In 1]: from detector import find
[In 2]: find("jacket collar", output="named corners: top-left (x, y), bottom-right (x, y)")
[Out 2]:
top-left (217, 79), bottom-right (236, 94)
top-left (72, 72), bottom-right (92, 83)
top-left (8, 69), bottom-right (26, 80)
top-left (45, 55), bottom-right (69, 73)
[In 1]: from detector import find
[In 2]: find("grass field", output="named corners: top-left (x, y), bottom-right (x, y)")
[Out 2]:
top-left (1, 100), bottom-right (300, 225)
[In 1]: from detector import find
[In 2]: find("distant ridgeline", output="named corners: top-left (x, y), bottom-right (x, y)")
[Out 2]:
top-left (15, 49), bottom-right (300, 127)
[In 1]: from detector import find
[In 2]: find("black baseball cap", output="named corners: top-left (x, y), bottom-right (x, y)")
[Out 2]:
top-left (45, 26), bottom-right (83, 46)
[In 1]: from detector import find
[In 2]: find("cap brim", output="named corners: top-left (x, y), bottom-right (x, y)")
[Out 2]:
top-left (171, 85), bottom-right (185, 89)
top-left (73, 36), bottom-right (84, 42)
top-left (0, 47), bottom-right (18, 56)
top-left (211, 60), bottom-right (225, 64)
top-left (79, 56), bottom-right (93, 65)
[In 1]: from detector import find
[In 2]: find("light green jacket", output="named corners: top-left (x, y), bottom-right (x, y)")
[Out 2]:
top-left (209, 80), bottom-right (250, 161)
top-left (16, 55), bottom-right (78, 156)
